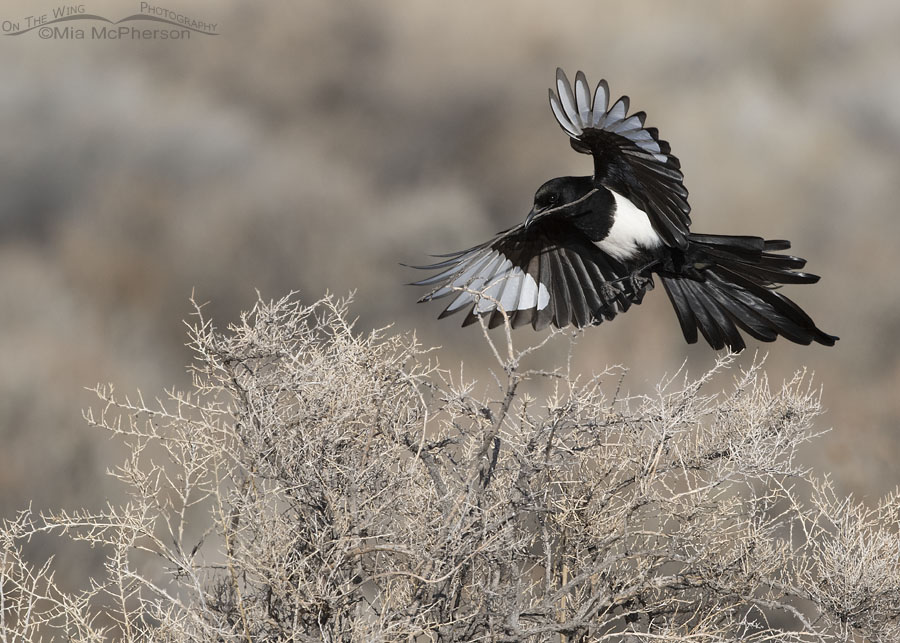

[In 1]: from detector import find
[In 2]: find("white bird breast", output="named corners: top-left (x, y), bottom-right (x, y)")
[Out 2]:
top-left (596, 190), bottom-right (663, 261)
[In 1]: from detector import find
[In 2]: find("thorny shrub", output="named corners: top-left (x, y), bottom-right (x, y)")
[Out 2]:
top-left (1, 293), bottom-right (899, 642)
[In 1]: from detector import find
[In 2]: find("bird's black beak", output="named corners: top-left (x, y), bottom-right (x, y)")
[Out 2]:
top-left (524, 206), bottom-right (539, 230)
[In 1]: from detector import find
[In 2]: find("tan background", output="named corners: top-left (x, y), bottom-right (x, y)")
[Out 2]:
top-left (1, 0), bottom-right (898, 587)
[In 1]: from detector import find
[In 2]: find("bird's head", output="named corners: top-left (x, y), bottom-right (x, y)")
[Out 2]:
top-left (525, 175), bottom-right (595, 228)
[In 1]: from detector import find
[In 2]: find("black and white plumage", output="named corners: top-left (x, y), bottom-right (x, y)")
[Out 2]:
top-left (408, 69), bottom-right (837, 351)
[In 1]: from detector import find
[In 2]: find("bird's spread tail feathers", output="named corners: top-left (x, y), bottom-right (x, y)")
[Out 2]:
top-left (659, 233), bottom-right (838, 351)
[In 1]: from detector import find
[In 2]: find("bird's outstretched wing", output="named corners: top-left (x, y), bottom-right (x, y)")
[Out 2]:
top-left (408, 218), bottom-right (653, 331)
top-left (549, 69), bottom-right (691, 249)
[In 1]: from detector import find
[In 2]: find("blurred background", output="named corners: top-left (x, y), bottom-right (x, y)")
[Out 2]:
top-left (1, 0), bottom-right (898, 589)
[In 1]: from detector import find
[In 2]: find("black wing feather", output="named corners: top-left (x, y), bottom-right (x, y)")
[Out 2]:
top-left (409, 217), bottom-right (654, 331)
top-left (550, 69), bottom-right (691, 249)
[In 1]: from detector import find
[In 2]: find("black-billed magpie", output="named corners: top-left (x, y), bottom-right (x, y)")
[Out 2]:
top-left (409, 69), bottom-right (838, 351)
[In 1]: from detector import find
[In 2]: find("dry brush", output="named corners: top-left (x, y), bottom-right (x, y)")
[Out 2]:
top-left (1, 293), bottom-right (899, 642)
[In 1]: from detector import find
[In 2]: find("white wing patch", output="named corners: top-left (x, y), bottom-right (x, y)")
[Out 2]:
top-left (472, 264), bottom-right (551, 313)
top-left (429, 250), bottom-right (496, 298)
top-left (419, 251), bottom-right (551, 316)
top-left (596, 190), bottom-right (663, 261)
top-left (475, 258), bottom-right (513, 312)
top-left (519, 272), bottom-right (550, 311)
top-left (549, 69), bottom-right (668, 163)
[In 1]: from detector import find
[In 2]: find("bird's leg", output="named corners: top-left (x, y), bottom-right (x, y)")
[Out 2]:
top-left (606, 259), bottom-right (659, 292)
top-left (628, 272), bottom-right (653, 295)
top-left (595, 260), bottom-right (658, 304)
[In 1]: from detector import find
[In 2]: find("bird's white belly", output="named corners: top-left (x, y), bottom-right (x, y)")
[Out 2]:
top-left (596, 190), bottom-right (663, 261)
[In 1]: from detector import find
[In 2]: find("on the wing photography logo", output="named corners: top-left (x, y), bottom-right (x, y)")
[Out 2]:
top-left (2, 3), bottom-right (218, 40)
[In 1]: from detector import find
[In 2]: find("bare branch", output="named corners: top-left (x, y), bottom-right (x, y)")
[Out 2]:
top-left (2, 292), bottom-right (897, 642)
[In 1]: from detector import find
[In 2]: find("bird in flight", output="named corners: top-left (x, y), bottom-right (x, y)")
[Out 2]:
top-left (409, 69), bottom-right (837, 351)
